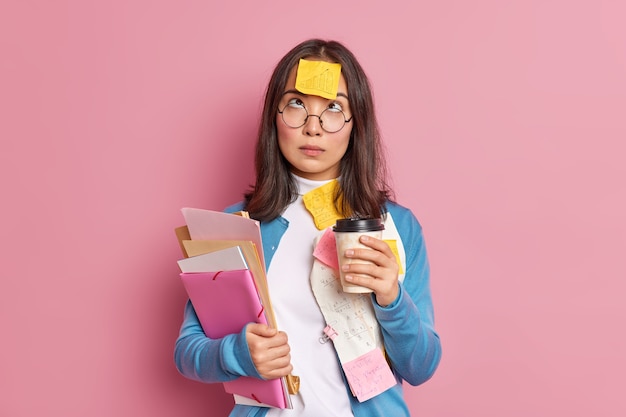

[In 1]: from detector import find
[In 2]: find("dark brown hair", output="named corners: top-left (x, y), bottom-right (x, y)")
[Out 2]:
top-left (244, 39), bottom-right (393, 221)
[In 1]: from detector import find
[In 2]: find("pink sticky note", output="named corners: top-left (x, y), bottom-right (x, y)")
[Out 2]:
top-left (343, 348), bottom-right (397, 402)
top-left (313, 228), bottom-right (339, 269)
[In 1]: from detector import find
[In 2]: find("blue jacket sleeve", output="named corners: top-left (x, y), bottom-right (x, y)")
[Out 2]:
top-left (174, 201), bottom-right (265, 383)
top-left (373, 203), bottom-right (442, 386)
top-left (174, 300), bottom-right (263, 383)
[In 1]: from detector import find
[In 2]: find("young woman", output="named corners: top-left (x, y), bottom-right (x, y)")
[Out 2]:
top-left (175, 39), bottom-right (441, 417)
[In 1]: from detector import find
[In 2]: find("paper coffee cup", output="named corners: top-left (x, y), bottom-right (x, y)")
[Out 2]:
top-left (333, 218), bottom-right (385, 293)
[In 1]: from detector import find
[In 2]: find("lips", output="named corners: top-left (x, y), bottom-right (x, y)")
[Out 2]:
top-left (300, 145), bottom-right (324, 156)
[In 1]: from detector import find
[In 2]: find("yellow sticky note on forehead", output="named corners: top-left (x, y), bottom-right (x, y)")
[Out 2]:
top-left (295, 59), bottom-right (342, 99)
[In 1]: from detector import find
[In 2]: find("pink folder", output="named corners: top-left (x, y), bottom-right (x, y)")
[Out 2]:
top-left (180, 270), bottom-right (288, 409)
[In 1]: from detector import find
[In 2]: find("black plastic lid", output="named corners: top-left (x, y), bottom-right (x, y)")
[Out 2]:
top-left (333, 218), bottom-right (385, 232)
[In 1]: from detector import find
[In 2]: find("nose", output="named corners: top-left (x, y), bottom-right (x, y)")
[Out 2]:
top-left (303, 114), bottom-right (323, 136)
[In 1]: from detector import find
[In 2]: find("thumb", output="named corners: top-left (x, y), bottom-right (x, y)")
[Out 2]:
top-left (246, 323), bottom-right (277, 338)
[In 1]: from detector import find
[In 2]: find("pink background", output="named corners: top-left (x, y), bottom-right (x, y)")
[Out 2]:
top-left (1, 1), bottom-right (625, 416)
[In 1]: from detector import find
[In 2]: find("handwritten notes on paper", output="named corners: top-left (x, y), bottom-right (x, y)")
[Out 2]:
top-left (310, 256), bottom-right (395, 401)
top-left (310, 261), bottom-right (382, 353)
top-left (343, 348), bottom-right (397, 402)
top-left (302, 180), bottom-right (343, 230)
top-left (310, 223), bottom-right (403, 403)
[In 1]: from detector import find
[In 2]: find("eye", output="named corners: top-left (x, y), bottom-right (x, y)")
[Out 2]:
top-left (327, 102), bottom-right (344, 113)
top-left (287, 98), bottom-right (306, 108)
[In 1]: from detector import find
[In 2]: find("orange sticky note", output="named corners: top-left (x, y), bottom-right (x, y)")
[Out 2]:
top-left (295, 59), bottom-right (342, 99)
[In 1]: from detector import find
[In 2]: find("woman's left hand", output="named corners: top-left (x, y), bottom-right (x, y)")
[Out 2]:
top-left (342, 235), bottom-right (399, 307)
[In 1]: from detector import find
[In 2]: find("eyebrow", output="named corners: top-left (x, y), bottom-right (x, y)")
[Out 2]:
top-left (281, 89), bottom-right (349, 99)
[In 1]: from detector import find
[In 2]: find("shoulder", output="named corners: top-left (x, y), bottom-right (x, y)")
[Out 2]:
top-left (384, 201), bottom-right (426, 255)
top-left (385, 201), bottom-right (423, 231)
top-left (224, 201), bottom-right (245, 213)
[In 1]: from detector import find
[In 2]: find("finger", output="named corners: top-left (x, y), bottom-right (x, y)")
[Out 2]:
top-left (267, 331), bottom-right (289, 349)
top-left (251, 342), bottom-right (293, 379)
top-left (248, 328), bottom-right (290, 353)
top-left (252, 342), bottom-right (290, 362)
top-left (343, 260), bottom-right (399, 292)
top-left (344, 269), bottom-right (400, 307)
top-left (358, 235), bottom-right (394, 256)
top-left (259, 360), bottom-right (294, 380)
top-left (345, 247), bottom-right (394, 268)
top-left (342, 261), bottom-right (382, 278)
top-left (266, 342), bottom-right (291, 360)
top-left (343, 272), bottom-right (379, 292)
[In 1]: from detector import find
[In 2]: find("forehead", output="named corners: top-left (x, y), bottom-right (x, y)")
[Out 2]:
top-left (284, 62), bottom-right (348, 96)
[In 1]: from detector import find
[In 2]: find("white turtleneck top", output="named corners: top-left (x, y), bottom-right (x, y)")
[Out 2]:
top-left (266, 175), bottom-right (353, 417)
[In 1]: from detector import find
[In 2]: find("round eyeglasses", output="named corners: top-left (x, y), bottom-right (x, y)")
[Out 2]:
top-left (278, 102), bottom-right (353, 133)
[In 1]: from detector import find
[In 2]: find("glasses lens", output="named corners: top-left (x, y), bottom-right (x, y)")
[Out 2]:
top-left (281, 106), bottom-right (308, 128)
top-left (279, 105), bottom-right (348, 133)
top-left (319, 109), bottom-right (346, 133)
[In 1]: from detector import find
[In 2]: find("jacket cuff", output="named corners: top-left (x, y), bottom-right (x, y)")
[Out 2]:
top-left (220, 324), bottom-right (262, 379)
top-left (373, 283), bottom-right (405, 313)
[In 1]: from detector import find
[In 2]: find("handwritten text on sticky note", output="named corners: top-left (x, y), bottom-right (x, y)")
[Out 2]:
top-left (343, 348), bottom-right (396, 402)
top-left (302, 179), bottom-right (343, 230)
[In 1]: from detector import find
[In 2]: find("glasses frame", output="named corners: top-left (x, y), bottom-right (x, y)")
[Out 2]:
top-left (277, 103), bottom-right (353, 134)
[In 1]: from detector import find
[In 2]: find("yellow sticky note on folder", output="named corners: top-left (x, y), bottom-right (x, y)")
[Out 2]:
top-left (295, 59), bottom-right (342, 99)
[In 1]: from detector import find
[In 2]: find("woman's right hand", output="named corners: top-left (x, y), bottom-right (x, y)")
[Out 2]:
top-left (245, 323), bottom-right (293, 380)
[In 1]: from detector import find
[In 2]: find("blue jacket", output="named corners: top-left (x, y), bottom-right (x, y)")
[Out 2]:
top-left (174, 201), bottom-right (441, 416)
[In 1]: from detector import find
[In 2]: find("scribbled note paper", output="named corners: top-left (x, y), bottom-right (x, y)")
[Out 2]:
top-left (302, 179), bottom-right (343, 230)
top-left (295, 59), bottom-right (342, 99)
top-left (343, 348), bottom-right (397, 402)
top-left (313, 228), bottom-right (339, 269)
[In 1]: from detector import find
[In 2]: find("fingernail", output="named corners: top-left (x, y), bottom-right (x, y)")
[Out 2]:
top-left (345, 249), bottom-right (354, 256)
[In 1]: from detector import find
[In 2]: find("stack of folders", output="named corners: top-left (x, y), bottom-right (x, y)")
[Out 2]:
top-left (175, 208), bottom-right (295, 409)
